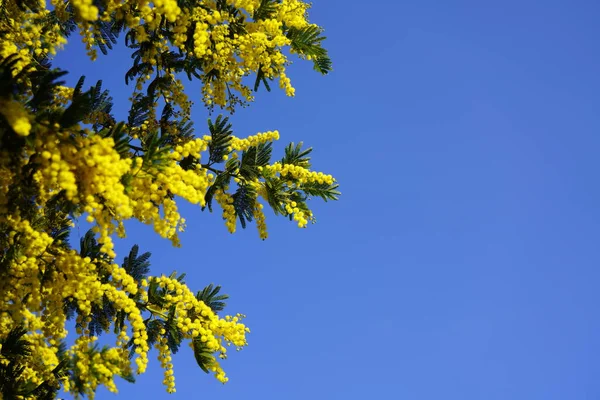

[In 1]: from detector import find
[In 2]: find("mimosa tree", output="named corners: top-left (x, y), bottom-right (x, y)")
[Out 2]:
top-left (0, 0), bottom-right (338, 397)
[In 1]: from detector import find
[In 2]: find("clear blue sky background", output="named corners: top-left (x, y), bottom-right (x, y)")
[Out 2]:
top-left (53, 0), bottom-right (600, 398)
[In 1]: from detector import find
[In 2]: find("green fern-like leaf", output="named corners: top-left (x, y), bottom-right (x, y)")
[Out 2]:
top-left (60, 78), bottom-right (115, 128)
top-left (85, 295), bottom-right (116, 337)
top-left (196, 284), bottom-right (229, 313)
top-left (232, 184), bottom-right (256, 228)
top-left (204, 168), bottom-right (234, 212)
top-left (192, 337), bottom-right (214, 374)
top-left (146, 76), bottom-right (173, 102)
top-left (26, 69), bottom-right (68, 112)
top-left (253, 65), bottom-right (272, 92)
top-left (141, 131), bottom-right (171, 171)
top-left (60, 88), bottom-right (91, 128)
top-left (164, 305), bottom-right (183, 354)
top-left (0, 326), bottom-right (31, 359)
top-left (281, 142), bottom-right (312, 168)
top-left (177, 119), bottom-right (195, 140)
top-left (127, 93), bottom-right (153, 128)
top-left (301, 181), bottom-right (340, 202)
top-left (73, 75), bottom-right (86, 98)
top-left (262, 177), bottom-right (290, 215)
top-left (125, 61), bottom-right (153, 86)
top-left (0, 55), bottom-right (33, 100)
top-left (312, 55), bottom-right (333, 75)
top-left (145, 319), bottom-right (164, 349)
top-left (121, 244), bottom-right (151, 284)
top-left (239, 142), bottom-right (272, 181)
top-left (253, 0), bottom-right (277, 20)
top-left (93, 19), bottom-right (124, 55)
top-left (147, 278), bottom-right (168, 310)
top-left (99, 122), bottom-right (130, 157)
top-left (207, 115), bottom-right (233, 164)
top-left (286, 26), bottom-right (332, 74)
top-left (11, 0), bottom-right (41, 12)
top-left (79, 230), bottom-right (105, 261)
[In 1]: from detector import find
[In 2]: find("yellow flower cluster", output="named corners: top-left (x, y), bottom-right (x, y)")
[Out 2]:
top-left (26, 121), bottom-right (332, 246)
top-left (68, 336), bottom-right (129, 397)
top-left (193, 22), bottom-right (211, 58)
top-left (0, 156), bottom-right (13, 214)
top-left (0, 41), bottom-right (29, 73)
top-left (227, 0), bottom-right (260, 14)
top-left (126, 139), bottom-right (211, 244)
top-left (34, 134), bottom-right (77, 201)
top-left (152, 0), bottom-right (181, 23)
top-left (1, 0), bottom-right (326, 111)
top-left (0, 7), bottom-right (67, 75)
top-left (0, 0), bottom-right (337, 395)
top-left (279, 72), bottom-right (296, 97)
top-left (27, 132), bottom-right (211, 249)
top-left (32, 132), bottom-right (134, 257)
top-left (253, 201), bottom-right (268, 239)
top-left (284, 200), bottom-right (310, 227)
top-left (0, 214), bottom-right (150, 396)
top-left (5, 203), bottom-right (248, 396)
top-left (277, 0), bottom-right (311, 29)
top-left (215, 189), bottom-right (237, 234)
top-left (54, 85), bottom-right (75, 106)
top-left (151, 197), bottom-right (184, 246)
top-left (172, 13), bottom-right (190, 48)
top-left (20, 333), bottom-right (64, 389)
top-left (80, 23), bottom-right (99, 61)
top-left (0, 216), bottom-right (54, 321)
top-left (265, 162), bottom-right (336, 185)
top-left (230, 130), bottom-right (280, 151)
top-left (156, 336), bottom-right (176, 393)
top-left (71, 0), bottom-right (99, 21)
top-left (0, 100), bottom-right (32, 136)
top-left (123, 0), bottom-right (313, 106)
top-left (150, 275), bottom-right (250, 385)
top-left (164, 75), bottom-right (192, 115)
top-left (73, 136), bottom-right (132, 215)
top-left (0, 106), bottom-right (336, 392)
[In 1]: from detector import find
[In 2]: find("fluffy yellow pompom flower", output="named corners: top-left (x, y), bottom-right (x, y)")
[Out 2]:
top-left (71, 0), bottom-right (99, 21)
top-left (0, 100), bottom-right (31, 136)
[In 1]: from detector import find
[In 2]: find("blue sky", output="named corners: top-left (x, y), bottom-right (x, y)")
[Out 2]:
top-left (53, 0), bottom-right (600, 398)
